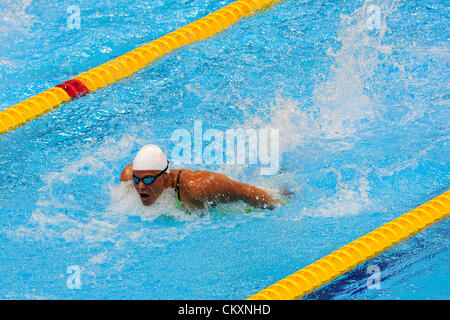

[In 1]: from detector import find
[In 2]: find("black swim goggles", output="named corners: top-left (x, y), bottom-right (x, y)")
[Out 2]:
top-left (132, 160), bottom-right (169, 186)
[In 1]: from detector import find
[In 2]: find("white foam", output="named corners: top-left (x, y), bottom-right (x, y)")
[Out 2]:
top-left (108, 181), bottom-right (198, 222)
top-left (310, 168), bottom-right (372, 218)
top-left (0, 0), bottom-right (37, 29)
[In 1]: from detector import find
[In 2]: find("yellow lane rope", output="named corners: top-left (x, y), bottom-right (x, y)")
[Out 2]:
top-left (248, 190), bottom-right (450, 300)
top-left (0, 0), bottom-right (281, 135)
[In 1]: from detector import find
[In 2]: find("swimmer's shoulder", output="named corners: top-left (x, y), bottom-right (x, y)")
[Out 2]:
top-left (120, 163), bottom-right (133, 182)
top-left (179, 170), bottom-right (230, 184)
top-left (179, 170), bottom-right (237, 196)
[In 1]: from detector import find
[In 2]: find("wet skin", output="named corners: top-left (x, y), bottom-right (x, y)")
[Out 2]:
top-left (120, 163), bottom-right (283, 210)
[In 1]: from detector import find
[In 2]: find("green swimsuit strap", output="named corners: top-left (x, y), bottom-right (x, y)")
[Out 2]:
top-left (175, 170), bottom-right (184, 210)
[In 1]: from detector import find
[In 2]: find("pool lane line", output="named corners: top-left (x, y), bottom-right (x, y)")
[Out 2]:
top-left (0, 0), bottom-right (282, 135)
top-left (247, 189), bottom-right (450, 300)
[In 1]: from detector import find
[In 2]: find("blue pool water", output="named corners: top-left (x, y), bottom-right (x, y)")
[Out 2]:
top-left (0, 0), bottom-right (448, 299)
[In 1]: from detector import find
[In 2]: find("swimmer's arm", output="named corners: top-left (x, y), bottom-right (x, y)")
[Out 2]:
top-left (231, 181), bottom-right (284, 210)
top-left (202, 173), bottom-right (283, 209)
top-left (120, 163), bottom-right (133, 182)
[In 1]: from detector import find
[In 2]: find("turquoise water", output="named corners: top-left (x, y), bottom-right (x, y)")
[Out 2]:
top-left (0, 0), bottom-right (448, 299)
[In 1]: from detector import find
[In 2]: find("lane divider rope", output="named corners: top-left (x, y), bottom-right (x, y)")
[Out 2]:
top-left (0, 0), bottom-right (280, 135)
top-left (247, 190), bottom-right (450, 300)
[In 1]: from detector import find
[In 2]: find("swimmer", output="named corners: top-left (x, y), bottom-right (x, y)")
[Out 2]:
top-left (120, 144), bottom-right (284, 211)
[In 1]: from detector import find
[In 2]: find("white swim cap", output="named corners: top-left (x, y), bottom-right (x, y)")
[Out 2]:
top-left (133, 144), bottom-right (170, 172)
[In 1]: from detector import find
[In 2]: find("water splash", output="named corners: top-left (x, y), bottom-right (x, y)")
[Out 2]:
top-left (236, 0), bottom-right (404, 218)
top-left (0, 0), bottom-right (37, 34)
